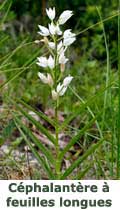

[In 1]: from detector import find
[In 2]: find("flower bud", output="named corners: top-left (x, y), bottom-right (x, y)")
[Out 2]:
top-left (47, 74), bottom-right (54, 87)
top-left (60, 63), bottom-right (65, 73)
top-left (52, 90), bottom-right (58, 100)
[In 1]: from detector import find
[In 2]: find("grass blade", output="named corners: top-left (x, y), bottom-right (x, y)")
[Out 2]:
top-left (61, 139), bottom-right (104, 179)
top-left (14, 119), bottom-right (55, 179)
top-left (18, 99), bottom-right (55, 128)
top-left (13, 115), bottom-right (54, 165)
top-left (13, 103), bottom-right (56, 145)
top-left (59, 116), bottom-right (100, 161)
top-left (59, 82), bottom-right (114, 132)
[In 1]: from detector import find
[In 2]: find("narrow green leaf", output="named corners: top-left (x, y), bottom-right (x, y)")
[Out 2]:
top-left (0, 68), bottom-right (27, 90)
top-left (15, 119), bottom-right (55, 179)
top-left (18, 99), bottom-right (55, 128)
top-left (75, 165), bottom-right (92, 180)
top-left (1, 0), bottom-right (12, 25)
top-left (59, 117), bottom-right (98, 161)
top-left (14, 116), bottom-right (54, 164)
top-left (0, 0), bottom-right (8, 11)
top-left (13, 104), bottom-right (56, 145)
top-left (61, 139), bottom-right (104, 179)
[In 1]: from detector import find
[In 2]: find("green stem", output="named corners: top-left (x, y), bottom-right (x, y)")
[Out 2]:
top-left (54, 37), bottom-right (61, 179)
top-left (55, 100), bottom-right (61, 179)
top-left (117, 0), bottom-right (120, 179)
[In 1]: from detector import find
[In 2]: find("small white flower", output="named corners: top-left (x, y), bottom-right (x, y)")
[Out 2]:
top-left (58, 10), bottom-right (73, 25)
top-left (52, 90), bottom-right (58, 100)
top-left (59, 52), bottom-right (68, 64)
top-left (63, 29), bottom-right (76, 46)
top-left (49, 23), bottom-right (62, 35)
top-left (46, 7), bottom-right (55, 21)
top-left (57, 41), bottom-right (66, 56)
top-left (48, 55), bottom-right (55, 69)
top-left (38, 72), bottom-right (53, 87)
top-left (38, 72), bottom-right (48, 84)
top-left (48, 42), bottom-right (55, 49)
top-left (63, 29), bottom-right (75, 39)
top-left (63, 75), bottom-right (73, 86)
top-left (57, 83), bottom-right (63, 93)
top-left (38, 25), bottom-right (49, 36)
top-left (59, 86), bottom-right (67, 96)
top-left (57, 83), bottom-right (67, 96)
top-left (63, 37), bottom-right (76, 46)
top-left (37, 56), bottom-right (48, 68)
top-left (49, 22), bottom-right (56, 35)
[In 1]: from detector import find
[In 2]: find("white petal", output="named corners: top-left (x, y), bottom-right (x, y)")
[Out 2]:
top-left (37, 56), bottom-right (48, 68)
top-left (63, 75), bottom-right (73, 87)
top-left (46, 7), bottom-right (55, 21)
top-left (38, 72), bottom-right (48, 83)
top-left (63, 37), bottom-right (76, 46)
top-left (49, 23), bottom-right (56, 35)
top-left (38, 25), bottom-right (49, 36)
top-left (48, 55), bottom-right (55, 69)
top-left (59, 53), bottom-right (68, 64)
top-left (49, 23), bottom-right (62, 36)
top-left (63, 29), bottom-right (76, 39)
top-left (57, 82), bottom-right (68, 96)
top-left (59, 86), bottom-right (67, 96)
top-left (57, 83), bottom-right (63, 93)
top-left (48, 42), bottom-right (55, 49)
top-left (58, 10), bottom-right (73, 25)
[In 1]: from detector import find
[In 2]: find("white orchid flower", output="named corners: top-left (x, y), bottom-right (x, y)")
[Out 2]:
top-left (48, 55), bottom-right (55, 69)
top-left (38, 25), bottom-right (49, 36)
top-left (37, 56), bottom-right (48, 68)
top-left (38, 72), bottom-right (53, 87)
top-left (63, 37), bottom-right (76, 46)
top-left (63, 29), bottom-right (75, 39)
top-left (59, 52), bottom-right (68, 64)
top-left (63, 29), bottom-right (76, 46)
top-left (48, 42), bottom-right (55, 49)
top-left (46, 7), bottom-right (55, 21)
top-left (38, 72), bottom-right (48, 84)
top-left (49, 23), bottom-right (62, 35)
top-left (58, 10), bottom-right (73, 25)
top-left (57, 83), bottom-right (67, 96)
top-left (63, 75), bottom-right (73, 86)
top-left (49, 22), bottom-right (56, 35)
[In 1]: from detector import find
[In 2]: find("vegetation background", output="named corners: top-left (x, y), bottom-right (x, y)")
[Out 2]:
top-left (0, 0), bottom-right (119, 179)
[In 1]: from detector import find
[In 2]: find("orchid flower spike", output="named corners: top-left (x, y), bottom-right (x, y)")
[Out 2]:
top-left (36, 7), bottom-right (76, 100)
